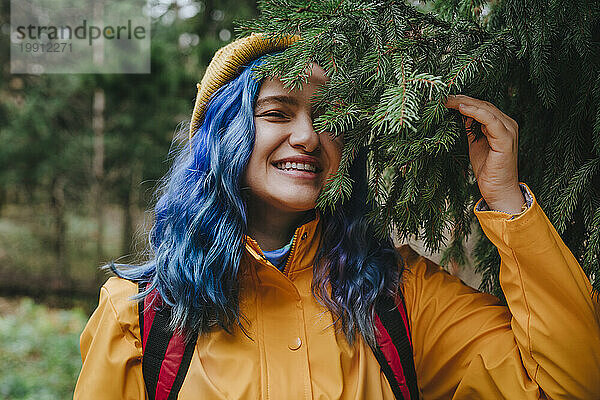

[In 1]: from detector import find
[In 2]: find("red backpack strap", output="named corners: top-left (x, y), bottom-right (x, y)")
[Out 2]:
top-left (138, 283), bottom-right (197, 400)
top-left (374, 293), bottom-right (419, 400)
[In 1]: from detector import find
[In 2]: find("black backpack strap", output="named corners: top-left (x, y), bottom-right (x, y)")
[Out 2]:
top-left (374, 293), bottom-right (419, 400)
top-left (138, 283), bottom-right (197, 400)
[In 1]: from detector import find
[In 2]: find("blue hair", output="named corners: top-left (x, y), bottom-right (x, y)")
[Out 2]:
top-left (112, 54), bottom-right (402, 347)
top-left (312, 147), bottom-right (401, 347)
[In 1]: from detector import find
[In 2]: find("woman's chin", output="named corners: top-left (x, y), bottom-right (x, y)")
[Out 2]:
top-left (268, 194), bottom-right (318, 213)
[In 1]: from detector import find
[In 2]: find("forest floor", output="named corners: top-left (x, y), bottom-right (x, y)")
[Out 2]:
top-left (0, 296), bottom-right (86, 400)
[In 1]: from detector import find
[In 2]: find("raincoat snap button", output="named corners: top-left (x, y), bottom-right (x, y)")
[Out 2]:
top-left (301, 232), bottom-right (308, 240)
top-left (288, 337), bottom-right (302, 350)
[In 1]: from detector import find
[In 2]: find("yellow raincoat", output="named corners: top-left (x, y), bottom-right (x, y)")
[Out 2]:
top-left (74, 183), bottom-right (600, 399)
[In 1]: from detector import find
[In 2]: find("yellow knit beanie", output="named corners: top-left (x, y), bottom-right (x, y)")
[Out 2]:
top-left (189, 33), bottom-right (300, 140)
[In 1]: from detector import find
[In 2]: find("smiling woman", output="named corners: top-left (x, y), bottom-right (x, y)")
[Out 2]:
top-left (74, 33), bottom-right (600, 400)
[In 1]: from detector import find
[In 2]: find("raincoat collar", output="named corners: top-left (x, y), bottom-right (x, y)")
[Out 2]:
top-left (243, 208), bottom-right (323, 275)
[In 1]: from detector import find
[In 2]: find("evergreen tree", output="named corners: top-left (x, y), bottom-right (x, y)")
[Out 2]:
top-left (239, 0), bottom-right (600, 297)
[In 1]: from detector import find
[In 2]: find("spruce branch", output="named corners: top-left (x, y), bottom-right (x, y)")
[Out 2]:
top-left (555, 158), bottom-right (600, 233)
top-left (240, 0), bottom-right (500, 253)
top-left (237, 0), bottom-right (600, 295)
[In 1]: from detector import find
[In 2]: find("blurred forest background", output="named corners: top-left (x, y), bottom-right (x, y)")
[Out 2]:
top-left (0, 0), bottom-right (259, 397)
top-left (0, 0), bottom-right (259, 305)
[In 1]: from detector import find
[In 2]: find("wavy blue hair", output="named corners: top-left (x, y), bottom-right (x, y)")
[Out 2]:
top-left (112, 54), bottom-right (403, 348)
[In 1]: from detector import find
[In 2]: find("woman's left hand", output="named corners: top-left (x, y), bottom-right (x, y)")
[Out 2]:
top-left (444, 94), bottom-right (525, 214)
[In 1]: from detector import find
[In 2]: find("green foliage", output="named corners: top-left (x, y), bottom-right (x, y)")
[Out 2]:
top-left (241, 0), bottom-right (600, 294)
top-left (0, 75), bottom-right (91, 200)
top-left (0, 298), bottom-right (87, 400)
top-left (240, 0), bottom-right (511, 253)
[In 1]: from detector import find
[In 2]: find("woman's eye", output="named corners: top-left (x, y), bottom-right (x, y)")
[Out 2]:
top-left (261, 111), bottom-right (287, 118)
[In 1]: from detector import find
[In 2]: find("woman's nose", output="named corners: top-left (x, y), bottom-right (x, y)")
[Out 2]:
top-left (288, 113), bottom-right (320, 152)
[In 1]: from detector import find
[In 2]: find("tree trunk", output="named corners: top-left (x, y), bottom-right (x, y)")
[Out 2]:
top-left (51, 175), bottom-right (69, 289)
top-left (92, 88), bottom-right (106, 286)
top-left (122, 163), bottom-right (142, 261)
top-left (0, 186), bottom-right (5, 217)
top-left (122, 172), bottom-right (133, 257)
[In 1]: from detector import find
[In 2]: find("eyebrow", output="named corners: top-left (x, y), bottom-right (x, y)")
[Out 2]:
top-left (255, 95), bottom-right (299, 109)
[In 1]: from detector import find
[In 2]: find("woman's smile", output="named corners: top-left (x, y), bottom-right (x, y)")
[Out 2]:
top-left (272, 155), bottom-right (323, 180)
top-left (273, 163), bottom-right (320, 179)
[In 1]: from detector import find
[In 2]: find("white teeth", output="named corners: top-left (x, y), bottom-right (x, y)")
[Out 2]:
top-left (275, 161), bottom-right (318, 172)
